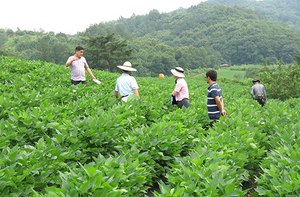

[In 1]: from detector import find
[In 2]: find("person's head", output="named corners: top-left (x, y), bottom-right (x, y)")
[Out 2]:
top-left (117, 61), bottom-right (137, 73)
top-left (252, 78), bottom-right (260, 84)
top-left (75, 46), bottom-right (84, 58)
top-left (122, 70), bottom-right (131, 74)
top-left (205, 70), bottom-right (217, 83)
top-left (171, 67), bottom-right (185, 79)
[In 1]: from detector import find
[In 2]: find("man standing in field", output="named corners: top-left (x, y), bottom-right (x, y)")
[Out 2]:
top-left (205, 70), bottom-right (227, 127)
top-left (115, 61), bottom-right (140, 102)
top-left (66, 46), bottom-right (96, 85)
top-left (171, 67), bottom-right (189, 109)
top-left (251, 78), bottom-right (267, 107)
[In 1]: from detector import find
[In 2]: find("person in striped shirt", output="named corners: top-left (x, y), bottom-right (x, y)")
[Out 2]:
top-left (205, 70), bottom-right (227, 127)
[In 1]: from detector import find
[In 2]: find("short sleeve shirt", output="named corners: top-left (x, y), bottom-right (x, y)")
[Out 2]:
top-left (207, 82), bottom-right (222, 118)
top-left (115, 73), bottom-right (139, 97)
top-left (174, 78), bottom-right (189, 101)
top-left (66, 55), bottom-right (88, 81)
top-left (251, 83), bottom-right (267, 100)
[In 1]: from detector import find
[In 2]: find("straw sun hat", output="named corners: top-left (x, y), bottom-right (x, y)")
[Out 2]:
top-left (117, 61), bottom-right (137, 72)
top-left (171, 67), bottom-right (185, 77)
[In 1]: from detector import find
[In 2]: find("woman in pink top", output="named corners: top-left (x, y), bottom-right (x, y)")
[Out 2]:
top-left (171, 67), bottom-right (189, 109)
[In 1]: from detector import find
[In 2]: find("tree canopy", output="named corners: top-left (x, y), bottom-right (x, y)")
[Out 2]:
top-left (203, 0), bottom-right (300, 29)
top-left (1, 1), bottom-right (300, 77)
top-left (82, 33), bottom-right (133, 72)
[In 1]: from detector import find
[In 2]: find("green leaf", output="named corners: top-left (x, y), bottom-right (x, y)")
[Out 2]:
top-left (102, 182), bottom-right (113, 190)
top-left (70, 189), bottom-right (79, 197)
top-left (92, 173), bottom-right (103, 192)
top-left (37, 138), bottom-right (45, 150)
top-left (250, 143), bottom-right (257, 149)
top-left (191, 157), bottom-right (203, 166)
top-left (80, 181), bottom-right (90, 193)
top-left (8, 151), bottom-right (18, 161)
top-left (204, 169), bottom-right (212, 177)
top-left (238, 153), bottom-right (247, 160)
top-left (225, 183), bottom-right (235, 194)
top-left (86, 166), bottom-right (97, 176)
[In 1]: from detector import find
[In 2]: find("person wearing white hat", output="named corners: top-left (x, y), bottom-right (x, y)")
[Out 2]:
top-left (115, 61), bottom-right (140, 101)
top-left (171, 67), bottom-right (189, 109)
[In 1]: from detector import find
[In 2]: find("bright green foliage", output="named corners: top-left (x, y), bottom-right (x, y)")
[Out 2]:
top-left (256, 143), bottom-right (300, 196)
top-left (255, 60), bottom-right (300, 100)
top-left (0, 56), bottom-right (300, 196)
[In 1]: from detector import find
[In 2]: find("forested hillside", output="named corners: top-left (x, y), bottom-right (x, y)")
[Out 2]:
top-left (203, 0), bottom-right (300, 29)
top-left (1, 2), bottom-right (300, 77)
top-left (85, 4), bottom-right (300, 71)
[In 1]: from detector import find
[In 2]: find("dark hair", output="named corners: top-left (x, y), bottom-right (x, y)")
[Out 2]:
top-left (122, 70), bottom-right (130, 73)
top-left (206, 70), bottom-right (217, 81)
top-left (75, 46), bottom-right (84, 51)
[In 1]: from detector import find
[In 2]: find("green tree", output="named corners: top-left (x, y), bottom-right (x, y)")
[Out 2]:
top-left (82, 33), bottom-right (133, 72)
top-left (256, 60), bottom-right (300, 100)
top-left (36, 35), bottom-right (54, 62)
top-left (0, 29), bottom-right (8, 48)
top-left (6, 29), bottom-right (14, 36)
top-left (0, 49), bottom-right (16, 57)
top-left (294, 52), bottom-right (300, 65)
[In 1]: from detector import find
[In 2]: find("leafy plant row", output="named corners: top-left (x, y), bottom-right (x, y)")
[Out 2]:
top-left (0, 56), bottom-right (299, 196)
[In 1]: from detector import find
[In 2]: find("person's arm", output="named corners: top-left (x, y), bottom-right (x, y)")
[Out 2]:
top-left (263, 86), bottom-right (267, 101)
top-left (66, 57), bottom-right (78, 67)
top-left (215, 96), bottom-right (227, 116)
top-left (115, 91), bottom-right (119, 98)
top-left (85, 67), bottom-right (96, 79)
top-left (133, 89), bottom-right (140, 99)
top-left (250, 87), bottom-right (255, 100)
top-left (172, 82), bottom-right (182, 96)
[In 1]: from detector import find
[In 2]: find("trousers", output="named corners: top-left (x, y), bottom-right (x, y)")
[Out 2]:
top-left (177, 99), bottom-right (189, 109)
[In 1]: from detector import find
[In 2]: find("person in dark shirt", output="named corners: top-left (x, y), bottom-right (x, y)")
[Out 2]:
top-left (205, 70), bottom-right (227, 127)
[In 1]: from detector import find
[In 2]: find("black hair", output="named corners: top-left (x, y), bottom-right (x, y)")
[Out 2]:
top-left (206, 70), bottom-right (217, 81)
top-left (75, 46), bottom-right (84, 51)
top-left (122, 70), bottom-right (131, 73)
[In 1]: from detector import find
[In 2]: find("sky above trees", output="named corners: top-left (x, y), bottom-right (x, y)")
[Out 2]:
top-left (1, 0), bottom-right (205, 35)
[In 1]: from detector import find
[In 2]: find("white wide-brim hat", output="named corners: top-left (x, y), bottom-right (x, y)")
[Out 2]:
top-left (117, 61), bottom-right (137, 72)
top-left (171, 67), bottom-right (185, 77)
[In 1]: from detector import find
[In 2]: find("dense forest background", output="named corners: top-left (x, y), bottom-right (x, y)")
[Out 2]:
top-left (0, 0), bottom-right (299, 77)
top-left (203, 0), bottom-right (300, 29)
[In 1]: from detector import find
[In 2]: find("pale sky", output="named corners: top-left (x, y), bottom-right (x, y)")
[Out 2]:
top-left (1, 0), bottom-right (207, 35)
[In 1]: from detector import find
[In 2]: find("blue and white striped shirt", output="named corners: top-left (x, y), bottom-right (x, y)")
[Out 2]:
top-left (207, 83), bottom-right (222, 119)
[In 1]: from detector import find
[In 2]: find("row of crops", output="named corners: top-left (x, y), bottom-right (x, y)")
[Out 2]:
top-left (1, 56), bottom-right (300, 196)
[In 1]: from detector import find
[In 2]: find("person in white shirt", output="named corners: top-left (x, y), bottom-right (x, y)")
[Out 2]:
top-left (115, 61), bottom-right (140, 102)
top-left (66, 46), bottom-right (96, 85)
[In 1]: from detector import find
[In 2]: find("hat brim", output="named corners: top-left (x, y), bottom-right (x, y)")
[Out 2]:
top-left (171, 69), bottom-right (185, 77)
top-left (117, 65), bottom-right (137, 71)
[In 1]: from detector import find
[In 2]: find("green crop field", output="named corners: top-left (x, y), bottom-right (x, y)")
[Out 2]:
top-left (0, 56), bottom-right (300, 196)
top-left (216, 69), bottom-right (246, 80)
